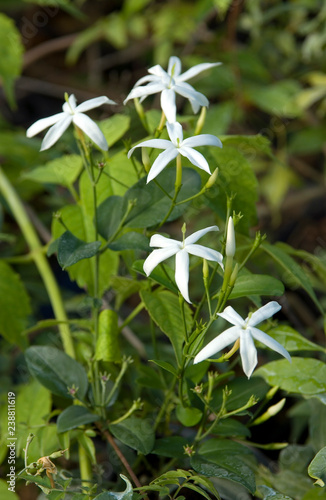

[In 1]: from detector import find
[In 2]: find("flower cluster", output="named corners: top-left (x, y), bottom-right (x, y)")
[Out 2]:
top-left (26, 55), bottom-right (290, 378)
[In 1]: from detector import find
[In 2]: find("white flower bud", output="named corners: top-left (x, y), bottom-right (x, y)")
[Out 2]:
top-left (226, 216), bottom-right (235, 258)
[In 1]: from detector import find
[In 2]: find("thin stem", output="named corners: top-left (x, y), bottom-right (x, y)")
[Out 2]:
top-left (154, 375), bottom-right (177, 430)
top-left (158, 155), bottom-right (182, 228)
top-left (118, 302), bottom-right (145, 331)
top-left (0, 169), bottom-right (75, 358)
top-left (78, 443), bottom-right (93, 489)
top-left (96, 423), bottom-right (145, 491)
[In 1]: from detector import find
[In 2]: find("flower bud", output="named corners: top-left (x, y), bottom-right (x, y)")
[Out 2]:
top-left (204, 168), bottom-right (218, 190)
top-left (226, 216), bottom-right (235, 258)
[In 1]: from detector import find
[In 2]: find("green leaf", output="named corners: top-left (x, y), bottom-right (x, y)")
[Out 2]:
top-left (255, 358), bottom-right (326, 396)
top-left (266, 326), bottom-right (325, 353)
top-left (52, 204), bottom-right (118, 296)
top-left (108, 232), bottom-right (150, 251)
top-left (220, 134), bottom-right (272, 157)
top-left (206, 146), bottom-right (258, 234)
top-left (15, 380), bottom-right (52, 460)
top-left (0, 13), bottom-right (24, 107)
top-left (95, 309), bottom-right (121, 362)
top-left (152, 436), bottom-right (188, 458)
top-left (25, 346), bottom-right (88, 400)
top-left (262, 243), bottom-right (322, 312)
top-left (199, 438), bottom-right (254, 459)
top-left (100, 114), bottom-right (131, 147)
top-left (176, 405), bottom-right (203, 426)
top-left (191, 454), bottom-right (256, 494)
top-left (109, 417), bottom-right (155, 455)
top-left (229, 274), bottom-right (284, 299)
top-left (78, 431), bottom-right (97, 465)
top-left (0, 261), bottom-right (31, 347)
top-left (309, 447), bottom-right (326, 486)
top-left (258, 486), bottom-right (294, 499)
top-left (23, 155), bottom-right (83, 187)
top-left (140, 289), bottom-right (193, 365)
top-left (93, 475), bottom-right (133, 499)
top-left (0, 479), bottom-right (19, 500)
top-left (57, 230), bottom-right (101, 269)
top-left (246, 80), bottom-right (302, 117)
top-left (105, 151), bottom-right (139, 196)
top-left (150, 359), bottom-right (178, 376)
top-left (212, 418), bottom-right (251, 438)
top-left (57, 406), bottom-right (99, 432)
top-left (97, 195), bottom-right (128, 241)
top-left (211, 377), bottom-right (269, 412)
top-left (123, 167), bottom-right (201, 228)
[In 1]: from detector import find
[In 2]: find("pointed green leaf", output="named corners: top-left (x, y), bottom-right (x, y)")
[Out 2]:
top-left (0, 14), bottom-right (24, 107)
top-left (140, 289), bottom-right (193, 365)
top-left (109, 417), bottom-right (155, 455)
top-left (133, 260), bottom-right (178, 293)
top-left (152, 436), bottom-right (188, 458)
top-left (262, 243), bottom-right (323, 312)
top-left (23, 155), bottom-right (83, 187)
top-left (123, 167), bottom-right (201, 228)
top-left (308, 447), bottom-right (326, 487)
top-left (100, 114), bottom-right (130, 147)
top-left (266, 326), bottom-right (325, 353)
top-left (191, 454), bottom-right (256, 494)
top-left (207, 147), bottom-right (258, 233)
top-left (176, 405), bottom-right (203, 426)
top-left (255, 358), bottom-right (326, 396)
top-left (0, 261), bottom-right (31, 347)
top-left (229, 274), bottom-right (284, 299)
top-left (57, 230), bottom-right (101, 269)
top-left (150, 359), bottom-right (178, 376)
top-left (108, 232), bottom-right (150, 251)
top-left (97, 195), bottom-right (126, 240)
top-left (258, 486), bottom-right (294, 499)
top-left (25, 346), bottom-right (88, 400)
top-left (57, 406), bottom-right (99, 433)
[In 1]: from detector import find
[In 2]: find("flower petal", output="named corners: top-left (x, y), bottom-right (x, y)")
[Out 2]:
top-left (134, 75), bottom-right (160, 87)
top-left (127, 139), bottom-right (171, 158)
top-left (161, 88), bottom-right (177, 123)
top-left (147, 148), bottom-right (179, 183)
top-left (143, 247), bottom-right (178, 276)
top-left (217, 306), bottom-right (245, 327)
top-left (174, 82), bottom-right (209, 107)
top-left (240, 329), bottom-right (257, 378)
top-left (250, 327), bottom-right (291, 363)
top-left (248, 301), bottom-right (282, 327)
top-left (179, 146), bottom-right (211, 174)
top-left (166, 122), bottom-right (183, 145)
top-left (194, 326), bottom-right (240, 364)
top-left (148, 64), bottom-right (167, 78)
top-left (150, 234), bottom-right (181, 249)
top-left (175, 249), bottom-right (191, 303)
top-left (40, 115), bottom-right (72, 151)
top-left (182, 134), bottom-right (222, 149)
top-left (26, 112), bottom-right (66, 138)
top-left (73, 113), bottom-right (108, 151)
top-left (184, 226), bottom-right (219, 245)
top-left (123, 82), bottom-right (165, 104)
top-left (76, 96), bottom-right (116, 113)
top-left (178, 62), bottom-right (222, 82)
top-left (186, 244), bottom-right (223, 266)
top-left (168, 56), bottom-right (182, 77)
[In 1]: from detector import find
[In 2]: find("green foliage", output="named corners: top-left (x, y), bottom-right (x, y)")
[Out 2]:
top-left (109, 417), bottom-right (155, 455)
top-left (57, 406), bottom-right (99, 432)
top-left (0, 14), bottom-right (24, 107)
top-left (25, 346), bottom-right (89, 399)
top-left (93, 475), bottom-right (133, 499)
top-left (0, 261), bottom-right (31, 347)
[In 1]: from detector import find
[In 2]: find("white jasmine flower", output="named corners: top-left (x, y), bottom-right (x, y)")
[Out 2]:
top-left (26, 94), bottom-right (116, 151)
top-left (128, 122), bottom-right (222, 183)
top-left (124, 56), bottom-right (221, 122)
top-left (194, 302), bottom-right (291, 378)
top-left (143, 226), bottom-right (224, 303)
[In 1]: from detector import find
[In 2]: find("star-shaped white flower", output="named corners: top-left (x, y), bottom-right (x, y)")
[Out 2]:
top-left (194, 302), bottom-right (291, 378)
top-left (26, 94), bottom-right (116, 151)
top-left (143, 226), bottom-right (224, 303)
top-left (124, 56), bottom-right (221, 122)
top-left (128, 122), bottom-right (222, 183)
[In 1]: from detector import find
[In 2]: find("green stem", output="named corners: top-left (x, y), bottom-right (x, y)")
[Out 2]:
top-left (154, 375), bottom-right (177, 429)
top-left (158, 155), bottom-right (182, 228)
top-left (0, 169), bottom-right (75, 359)
top-left (78, 443), bottom-right (93, 489)
top-left (118, 302), bottom-right (145, 331)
